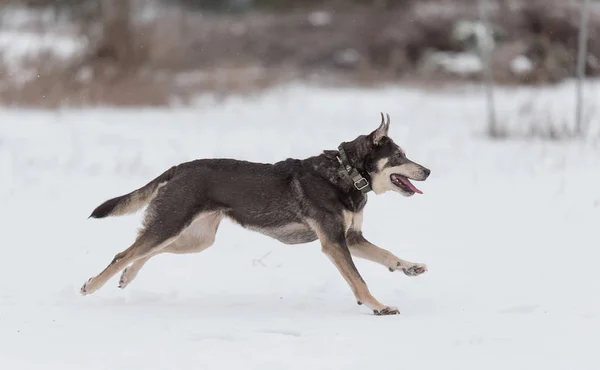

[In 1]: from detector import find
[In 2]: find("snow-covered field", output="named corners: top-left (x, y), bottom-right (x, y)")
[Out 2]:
top-left (1, 83), bottom-right (599, 369)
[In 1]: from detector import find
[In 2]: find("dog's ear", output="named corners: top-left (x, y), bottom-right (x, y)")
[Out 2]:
top-left (372, 112), bottom-right (390, 145)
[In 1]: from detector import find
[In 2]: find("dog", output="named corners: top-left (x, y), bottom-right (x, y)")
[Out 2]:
top-left (80, 113), bottom-right (431, 315)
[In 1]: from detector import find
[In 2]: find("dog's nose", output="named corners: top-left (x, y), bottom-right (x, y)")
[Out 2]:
top-left (423, 168), bottom-right (431, 178)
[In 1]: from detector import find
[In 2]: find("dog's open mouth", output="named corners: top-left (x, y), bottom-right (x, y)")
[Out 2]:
top-left (390, 174), bottom-right (423, 194)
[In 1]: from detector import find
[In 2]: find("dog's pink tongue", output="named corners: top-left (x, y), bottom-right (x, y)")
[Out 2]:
top-left (400, 177), bottom-right (423, 194)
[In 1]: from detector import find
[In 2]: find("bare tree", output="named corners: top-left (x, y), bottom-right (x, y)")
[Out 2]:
top-left (575, 0), bottom-right (590, 137)
top-left (94, 0), bottom-right (137, 68)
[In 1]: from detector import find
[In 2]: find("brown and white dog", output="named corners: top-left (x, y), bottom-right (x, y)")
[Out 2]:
top-left (80, 113), bottom-right (431, 315)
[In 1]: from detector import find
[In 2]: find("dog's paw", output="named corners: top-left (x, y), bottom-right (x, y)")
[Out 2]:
top-left (118, 267), bottom-right (131, 289)
top-left (402, 263), bottom-right (428, 277)
top-left (373, 306), bottom-right (400, 316)
top-left (80, 278), bottom-right (93, 296)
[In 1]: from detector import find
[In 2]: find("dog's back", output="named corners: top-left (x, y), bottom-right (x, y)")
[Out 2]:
top-left (90, 157), bottom-right (312, 228)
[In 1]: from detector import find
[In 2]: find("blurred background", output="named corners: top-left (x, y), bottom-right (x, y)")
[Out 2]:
top-left (0, 0), bottom-right (597, 114)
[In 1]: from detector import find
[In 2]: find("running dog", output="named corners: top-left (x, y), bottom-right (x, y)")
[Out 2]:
top-left (80, 113), bottom-right (431, 315)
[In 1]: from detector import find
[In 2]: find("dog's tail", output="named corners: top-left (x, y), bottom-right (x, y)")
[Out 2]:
top-left (89, 166), bottom-right (177, 219)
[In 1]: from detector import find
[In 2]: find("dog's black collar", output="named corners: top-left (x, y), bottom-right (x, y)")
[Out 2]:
top-left (336, 143), bottom-right (372, 194)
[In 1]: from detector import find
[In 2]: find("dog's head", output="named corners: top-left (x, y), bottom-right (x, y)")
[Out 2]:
top-left (342, 113), bottom-right (430, 197)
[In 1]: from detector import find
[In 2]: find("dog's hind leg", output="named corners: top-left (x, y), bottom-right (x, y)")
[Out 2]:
top-left (346, 230), bottom-right (427, 277)
top-left (80, 200), bottom-right (210, 295)
top-left (79, 231), bottom-right (178, 295)
top-left (118, 212), bottom-right (223, 289)
top-left (117, 254), bottom-right (155, 289)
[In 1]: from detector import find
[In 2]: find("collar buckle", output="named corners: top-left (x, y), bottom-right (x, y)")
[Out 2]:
top-left (353, 177), bottom-right (369, 191)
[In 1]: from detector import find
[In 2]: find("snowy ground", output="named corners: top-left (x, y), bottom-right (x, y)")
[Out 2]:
top-left (1, 83), bottom-right (599, 369)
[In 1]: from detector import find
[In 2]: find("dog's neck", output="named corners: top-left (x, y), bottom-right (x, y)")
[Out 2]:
top-left (336, 143), bottom-right (372, 194)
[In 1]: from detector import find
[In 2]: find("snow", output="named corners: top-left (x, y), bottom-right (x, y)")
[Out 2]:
top-left (426, 51), bottom-right (483, 75)
top-left (0, 6), bottom-right (62, 29)
top-left (0, 6), bottom-right (87, 88)
top-left (1, 83), bottom-right (600, 369)
top-left (510, 55), bottom-right (534, 75)
top-left (308, 11), bottom-right (333, 27)
top-left (0, 30), bottom-right (86, 64)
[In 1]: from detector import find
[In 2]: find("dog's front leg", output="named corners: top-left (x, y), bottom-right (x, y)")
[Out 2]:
top-left (311, 221), bottom-right (399, 315)
top-left (346, 230), bottom-right (428, 277)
